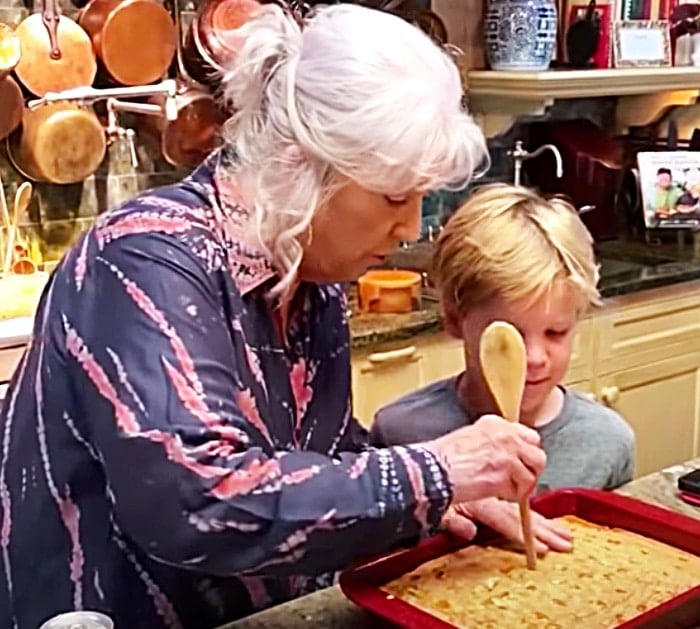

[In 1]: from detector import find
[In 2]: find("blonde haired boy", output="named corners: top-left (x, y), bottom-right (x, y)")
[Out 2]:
top-left (370, 184), bottom-right (635, 551)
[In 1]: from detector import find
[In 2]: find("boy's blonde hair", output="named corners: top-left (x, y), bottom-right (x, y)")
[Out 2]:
top-left (433, 183), bottom-right (601, 318)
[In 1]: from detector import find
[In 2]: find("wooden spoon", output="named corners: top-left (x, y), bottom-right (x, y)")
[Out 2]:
top-left (479, 320), bottom-right (537, 570)
top-left (3, 181), bottom-right (32, 275)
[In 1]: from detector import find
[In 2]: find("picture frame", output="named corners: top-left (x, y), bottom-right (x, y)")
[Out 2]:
top-left (637, 151), bottom-right (700, 230)
top-left (613, 20), bottom-right (671, 67)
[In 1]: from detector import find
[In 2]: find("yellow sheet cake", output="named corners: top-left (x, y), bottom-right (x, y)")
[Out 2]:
top-left (383, 515), bottom-right (700, 628)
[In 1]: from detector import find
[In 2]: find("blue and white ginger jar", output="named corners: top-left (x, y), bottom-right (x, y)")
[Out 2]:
top-left (484, 0), bottom-right (557, 71)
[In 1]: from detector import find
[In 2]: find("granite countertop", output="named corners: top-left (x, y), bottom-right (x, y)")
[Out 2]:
top-left (221, 458), bottom-right (700, 629)
top-left (616, 457), bottom-right (700, 520)
top-left (348, 300), bottom-right (442, 349)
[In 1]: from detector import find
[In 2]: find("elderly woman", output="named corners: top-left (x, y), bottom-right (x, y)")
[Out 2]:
top-left (0, 4), bottom-right (559, 629)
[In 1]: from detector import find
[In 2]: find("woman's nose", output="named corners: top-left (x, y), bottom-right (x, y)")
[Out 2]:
top-left (393, 196), bottom-right (424, 242)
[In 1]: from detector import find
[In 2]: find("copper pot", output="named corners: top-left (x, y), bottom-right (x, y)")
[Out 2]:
top-left (0, 77), bottom-right (23, 141)
top-left (13, 0), bottom-right (97, 96)
top-left (182, 0), bottom-right (261, 90)
top-left (0, 23), bottom-right (21, 81)
top-left (15, 0), bottom-right (97, 96)
top-left (8, 103), bottom-right (106, 184)
top-left (79, 0), bottom-right (177, 86)
top-left (142, 85), bottom-right (226, 168)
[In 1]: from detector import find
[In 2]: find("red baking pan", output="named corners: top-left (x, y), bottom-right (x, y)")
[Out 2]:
top-left (339, 488), bottom-right (700, 629)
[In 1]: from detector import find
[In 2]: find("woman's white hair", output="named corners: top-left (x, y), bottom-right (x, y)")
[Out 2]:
top-left (221, 3), bottom-right (488, 295)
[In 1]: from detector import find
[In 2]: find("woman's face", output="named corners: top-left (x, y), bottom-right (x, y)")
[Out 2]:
top-left (299, 179), bottom-right (424, 283)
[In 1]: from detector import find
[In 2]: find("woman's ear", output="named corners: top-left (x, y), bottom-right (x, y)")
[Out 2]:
top-left (441, 304), bottom-right (462, 339)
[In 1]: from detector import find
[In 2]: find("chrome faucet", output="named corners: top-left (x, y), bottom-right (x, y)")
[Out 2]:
top-left (507, 140), bottom-right (564, 186)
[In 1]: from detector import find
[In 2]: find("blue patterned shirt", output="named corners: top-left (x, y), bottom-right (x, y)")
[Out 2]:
top-left (0, 149), bottom-right (452, 629)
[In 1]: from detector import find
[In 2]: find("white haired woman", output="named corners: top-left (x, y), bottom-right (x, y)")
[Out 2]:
top-left (0, 5), bottom-right (552, 629)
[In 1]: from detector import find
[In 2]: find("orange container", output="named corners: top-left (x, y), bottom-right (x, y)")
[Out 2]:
top-left (357, 269), bottom-right (422, 314)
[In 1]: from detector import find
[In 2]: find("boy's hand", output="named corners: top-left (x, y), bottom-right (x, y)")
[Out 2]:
top-left (441, 497), bottom-right (573, 554)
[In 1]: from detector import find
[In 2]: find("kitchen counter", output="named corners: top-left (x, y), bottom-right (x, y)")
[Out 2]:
top-left (349, 300), bottom-right (441, 349)
top-left (616, 457), bottom-right (700, 521)
top-left (220, 459), bottom-right (700, 629)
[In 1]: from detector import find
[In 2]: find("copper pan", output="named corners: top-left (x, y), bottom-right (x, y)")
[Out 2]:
top-left (0, 23), bottom-right (21, 82)
top-left (6, 103), bottom-right (106, 184)
top-left (13, 0), bottom-right (97, 96)
top-left (182, 0), bottom-right (262, 91)
top-left (136, 0), bottom-right (226, 169)
top-left (79, 0), bottom-right (177, 86)
top-left (143, 85), bottom-right (226, 168)
top-left (0, 77), bottom-right (23, 141)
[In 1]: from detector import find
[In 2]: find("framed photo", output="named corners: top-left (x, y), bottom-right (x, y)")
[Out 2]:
top-left (613, 20), bottom-right (671, 67)
top-left (637, 151), bottom-right (700, 229)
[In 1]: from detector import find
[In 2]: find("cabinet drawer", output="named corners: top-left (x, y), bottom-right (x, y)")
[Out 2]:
top-left (596, 290), bottom-right (700, 374)
top-left (0, 346), bottom-right (25, 384)
top-left (415, 332), bottom-right (463, 385)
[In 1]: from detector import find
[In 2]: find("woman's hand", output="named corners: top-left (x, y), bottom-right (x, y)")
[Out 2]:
top-left (424, 415), bottom-right (546, 504)
top-left (442, 497), bottom-right (573, 554)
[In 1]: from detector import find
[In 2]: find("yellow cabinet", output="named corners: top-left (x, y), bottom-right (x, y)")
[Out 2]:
top-left (596, 285), bottom-right (700, 376)
top-left (414, 333), bottom-right (464, 385)
top-left (591, 283), bottom-right (700, 476)
top-left (564, 317), bottom-right (594, 385)
top-left (595, 352), bottom-right (700, 477)
top-left (351, 332), bottom-right (463, 427)
top-left (352, 345), bottom-right (424, 428)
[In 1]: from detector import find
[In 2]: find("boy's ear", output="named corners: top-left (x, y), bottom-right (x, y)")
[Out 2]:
top-left (441, 304), bottom-right (462, 339)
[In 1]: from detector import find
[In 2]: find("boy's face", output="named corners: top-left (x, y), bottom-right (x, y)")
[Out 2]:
top-left (456, 280), bottom-right (580, 419)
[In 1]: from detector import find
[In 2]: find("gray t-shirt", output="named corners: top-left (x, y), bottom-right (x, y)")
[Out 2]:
top-left (369, 376), bottom-right (635, 493)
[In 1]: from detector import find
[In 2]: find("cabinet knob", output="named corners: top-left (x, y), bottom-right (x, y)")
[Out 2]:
top-left (600, 385), bottom-right (620, 406)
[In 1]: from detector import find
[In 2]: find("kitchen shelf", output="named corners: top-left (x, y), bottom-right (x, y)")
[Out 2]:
top-left (466, 66), bottom-right (700, 137)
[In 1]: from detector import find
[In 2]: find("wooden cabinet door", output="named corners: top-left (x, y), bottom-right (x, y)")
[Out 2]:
top-left (564, 380), bottom-right (594, 397)
top-left (595, 352), bottom-right (700, 478)
top-left (417, 333), bottom-right (464, 385)
top-left (565, 318), bottom-right (594, 384)
top-left (595, 288), bottom-right (700, 376)
top-left (352, 344), bottom-right (423, 428)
